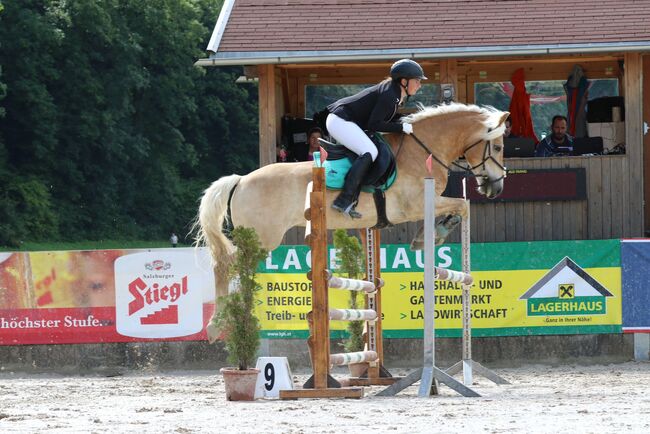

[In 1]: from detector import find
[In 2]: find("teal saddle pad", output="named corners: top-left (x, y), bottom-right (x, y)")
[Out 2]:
top-left (323, 158), bottom-right (397, 193)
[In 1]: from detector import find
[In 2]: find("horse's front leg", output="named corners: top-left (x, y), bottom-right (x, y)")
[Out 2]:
top-left (410, 196), bottom-right (469, 250)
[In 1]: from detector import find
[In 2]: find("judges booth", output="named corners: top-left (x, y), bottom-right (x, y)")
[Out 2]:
top-left (261, 53), bottom-right (646, 245)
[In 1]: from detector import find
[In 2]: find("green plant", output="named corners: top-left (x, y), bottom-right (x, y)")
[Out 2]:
top-left (215, 226), bottom-right (267, 370)
top-left (333, 229), bottom-right (365, 353)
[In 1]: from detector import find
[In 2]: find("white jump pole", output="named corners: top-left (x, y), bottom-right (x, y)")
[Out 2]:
top-left (445, 187), bottom-right (510, 386)
top-left (378, 176), bottom-right (479, 398)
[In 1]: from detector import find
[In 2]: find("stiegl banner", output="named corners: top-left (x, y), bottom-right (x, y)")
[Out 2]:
top-left (114, 252), bottom-right (207, 339)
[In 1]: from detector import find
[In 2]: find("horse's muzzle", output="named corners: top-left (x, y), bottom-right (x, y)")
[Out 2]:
top-left (477, 176), bottom-right (504, 199)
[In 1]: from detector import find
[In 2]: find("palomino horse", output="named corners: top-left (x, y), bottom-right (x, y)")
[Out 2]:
top-left (195, 103), bottom-right (509, 341)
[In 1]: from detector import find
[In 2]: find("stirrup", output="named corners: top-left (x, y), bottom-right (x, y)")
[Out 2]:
top-left (331, 201), bottom-right (362, 219)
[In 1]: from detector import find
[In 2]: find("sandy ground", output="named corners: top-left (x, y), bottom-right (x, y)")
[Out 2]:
top-left (0, 361), bottom-right (649, 433)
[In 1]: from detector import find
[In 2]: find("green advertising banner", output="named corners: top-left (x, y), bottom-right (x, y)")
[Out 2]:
top-left (254, 239), bottom-right (621, 339)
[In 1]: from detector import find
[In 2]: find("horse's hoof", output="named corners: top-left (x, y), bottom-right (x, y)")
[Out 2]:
top-left (443, 214), bottom-right (462, 230)
top-left (410, 239), bottom-right (424, 251)
top-left (434, 225), bottom-right (449, 242)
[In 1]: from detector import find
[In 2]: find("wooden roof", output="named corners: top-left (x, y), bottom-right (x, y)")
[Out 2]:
top-left (198, 0), bottom-right (650, 65)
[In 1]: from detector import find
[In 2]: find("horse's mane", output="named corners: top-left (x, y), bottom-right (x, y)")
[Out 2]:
top-left (402, 103), bottom-right (506, 140)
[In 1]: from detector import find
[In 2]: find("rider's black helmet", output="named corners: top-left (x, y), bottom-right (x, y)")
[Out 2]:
top-left (390, 59), bottom-right (427, 80)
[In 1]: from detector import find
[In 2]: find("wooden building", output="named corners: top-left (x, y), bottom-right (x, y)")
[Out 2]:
top-left (197, 0), bottom-right (650, 244)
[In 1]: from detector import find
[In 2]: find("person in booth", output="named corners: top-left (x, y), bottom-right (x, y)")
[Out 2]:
top-left (305, 127), bottom-right (323, 161)
top-left (503, 116), bottom-right (517, 138)
top-left (325, 59), bottom-right (426, 218)
top-left (535, 115), bottom-right (574, 157)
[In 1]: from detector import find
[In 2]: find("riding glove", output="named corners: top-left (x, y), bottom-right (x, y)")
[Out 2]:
top-left (402, 123), bottom-right (413, 134)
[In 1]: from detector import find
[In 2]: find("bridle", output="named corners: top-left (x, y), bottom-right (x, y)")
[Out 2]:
top-left (408, 132), bottom-right (507, 182)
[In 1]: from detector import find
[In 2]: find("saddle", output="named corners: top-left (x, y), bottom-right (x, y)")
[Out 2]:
top-left (321, 133), bottom-right (397, 190)
top-left (320, 134), bottom-right (397, 229)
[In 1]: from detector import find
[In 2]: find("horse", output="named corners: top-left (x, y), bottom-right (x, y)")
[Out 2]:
top-left (195, 103), bottom-right (509, 342)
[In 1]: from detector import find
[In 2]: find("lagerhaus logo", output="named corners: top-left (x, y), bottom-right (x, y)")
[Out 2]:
top-left (520, 256), bottom-right (613, 316)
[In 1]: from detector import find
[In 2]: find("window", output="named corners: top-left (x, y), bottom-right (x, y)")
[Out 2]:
top-left (475, 79), bottom-right (618, 139)
top-left (305, 83), bottom-right (441, 118)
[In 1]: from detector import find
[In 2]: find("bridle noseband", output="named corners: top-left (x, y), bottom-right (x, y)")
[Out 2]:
top-left (408, 132), bottom-right (507, 182)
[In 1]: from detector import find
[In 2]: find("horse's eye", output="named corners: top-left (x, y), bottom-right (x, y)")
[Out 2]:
top-left (493, 144), bottom-right (502, 153)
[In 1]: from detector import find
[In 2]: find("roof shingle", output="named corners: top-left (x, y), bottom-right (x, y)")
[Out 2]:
top-left (215, 0), bottom-right (650, 53)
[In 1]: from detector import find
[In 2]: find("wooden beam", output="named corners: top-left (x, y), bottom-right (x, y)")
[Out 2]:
top-left (257, 64), bottom-right (278, 166)
top-left (463, 54), bottom-right (623, 65)
top-left (440, 60), bottom-right (457, 88)
top-left (624, 52), bottom-right (644, 237)
top-left (440, 59), bottom-right (458, 102)
top-left (641, 54), bottom-right (650, 236)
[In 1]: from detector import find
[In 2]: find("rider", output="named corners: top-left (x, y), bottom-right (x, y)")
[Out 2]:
top-left (326, 59), bottom-right (426, 218)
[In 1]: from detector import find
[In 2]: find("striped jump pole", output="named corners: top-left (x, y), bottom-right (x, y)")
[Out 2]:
top-left (330, 351), bottom-right (378, 366)
top-left (326, 271), bottom-right (377, 293)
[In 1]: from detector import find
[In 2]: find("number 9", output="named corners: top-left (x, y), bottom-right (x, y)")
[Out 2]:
top-left (264, 363), bottom-right (275, 391)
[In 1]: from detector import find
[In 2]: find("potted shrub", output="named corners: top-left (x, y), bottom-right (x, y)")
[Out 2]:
top-left (333, 229), bottom-right (366, 377)
top-left (216, 226), bottom-right (267, 401)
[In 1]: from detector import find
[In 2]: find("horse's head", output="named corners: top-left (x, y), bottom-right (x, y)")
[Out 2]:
top-left (400, 104), bottom-right (509, 199)
top-left (462, 110), bottom-right (509, 199)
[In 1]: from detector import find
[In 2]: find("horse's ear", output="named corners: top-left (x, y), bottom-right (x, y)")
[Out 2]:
top-left (497, 112), bottom-right (510, 127)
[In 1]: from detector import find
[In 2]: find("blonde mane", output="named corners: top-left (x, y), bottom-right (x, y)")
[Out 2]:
top-left (402, 103), bottom-right (506, 139)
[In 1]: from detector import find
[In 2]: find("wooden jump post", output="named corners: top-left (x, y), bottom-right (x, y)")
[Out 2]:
top-left (281, 152), bottom-right (379, 399)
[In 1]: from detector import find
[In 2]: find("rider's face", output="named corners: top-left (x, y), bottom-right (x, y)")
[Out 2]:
top-left (401, 78), bottom-right (422, 96)
top-left (407, 78), bottom-right (421, 95)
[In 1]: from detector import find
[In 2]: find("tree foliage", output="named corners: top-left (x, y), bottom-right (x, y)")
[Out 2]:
top-left (0, 0), bottom-right (258, 246)
top-left (216, 226), bottom-right (267, 370)
top-left (333, 229), bottom-right (365, 353)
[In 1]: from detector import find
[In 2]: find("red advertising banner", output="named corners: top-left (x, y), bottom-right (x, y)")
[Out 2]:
top-left (0, 249), bottom-right (215, 345)
top-left (0, 306), bottom-right (213, 345)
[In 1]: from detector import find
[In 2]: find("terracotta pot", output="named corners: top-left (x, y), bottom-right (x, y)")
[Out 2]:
top-left (220, 367), bottom-right (260, 401)
top-left (348, 362), bottom-right (369, 378)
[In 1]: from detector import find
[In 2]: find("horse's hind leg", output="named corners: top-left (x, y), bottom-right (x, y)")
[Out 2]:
top-left (410, 197), bottom-right (469, 250)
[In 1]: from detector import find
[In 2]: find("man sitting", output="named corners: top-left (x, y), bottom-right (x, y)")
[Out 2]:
top-left (535, 115), bottom-right (574, 157)
top-left (503, 116), bottom-right (517, 139)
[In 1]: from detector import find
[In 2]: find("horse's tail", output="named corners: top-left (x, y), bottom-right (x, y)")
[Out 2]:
top-left (193, 174), bottom-right (242, 343)
top-left (193, 174), bottom-right (242, 269)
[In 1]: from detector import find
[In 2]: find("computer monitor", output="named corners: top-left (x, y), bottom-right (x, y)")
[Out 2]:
top-left (572, 137), bottom-right (604, 155)
top-left (503, 137), bottom-right (536, 158)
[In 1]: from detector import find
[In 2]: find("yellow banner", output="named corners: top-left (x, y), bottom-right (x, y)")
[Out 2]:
top-left (255, 267), bottom-right (621, 337)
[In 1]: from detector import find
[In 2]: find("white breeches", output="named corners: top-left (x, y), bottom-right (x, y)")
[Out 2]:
top-left (326, 114), bottom-right (378, 161)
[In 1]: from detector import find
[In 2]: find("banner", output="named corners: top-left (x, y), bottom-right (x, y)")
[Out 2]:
top-left (255, 240), bottom-right (622, 338)
top-left (0, 249), bottom-right (215, 345)
top-left (0, 239), bottom-right (622, 345)
top-left (621, 239), bottom-right (650, 332)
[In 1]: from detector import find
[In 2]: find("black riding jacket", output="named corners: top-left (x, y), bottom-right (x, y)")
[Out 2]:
top-left (327, 80), bottom-right (403, 134)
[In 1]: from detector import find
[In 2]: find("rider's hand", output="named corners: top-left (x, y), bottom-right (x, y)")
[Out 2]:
top-left (402, 123), bottom-right (413, 135)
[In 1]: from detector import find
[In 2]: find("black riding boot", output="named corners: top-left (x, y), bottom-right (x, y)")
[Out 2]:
top-left (331, 152), bottom-right (373, 218)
